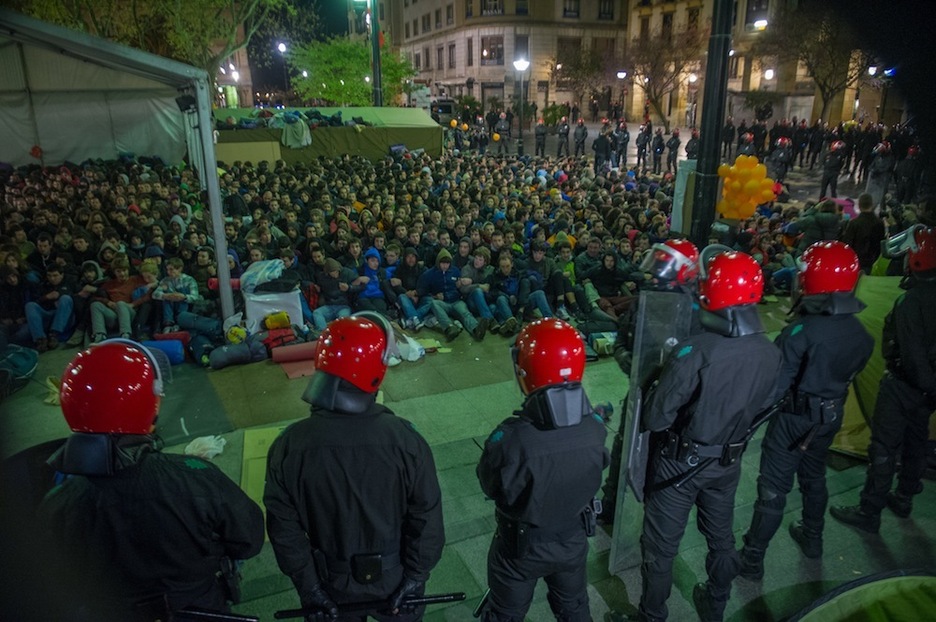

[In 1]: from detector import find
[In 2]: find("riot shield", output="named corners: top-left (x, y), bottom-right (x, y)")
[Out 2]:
top-left (609, 289), bottom-right (694, 575)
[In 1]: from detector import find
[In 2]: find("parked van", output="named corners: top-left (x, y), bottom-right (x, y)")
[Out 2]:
top-left (430, 99), bottom-right (457, 126)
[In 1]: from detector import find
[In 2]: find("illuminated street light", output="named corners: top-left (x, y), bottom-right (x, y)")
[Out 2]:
top-left (764, 68), bottom-right (775, 80)
top-left (302, 70), bottom-right (308, 78)
top-left (616, 70), bottom-right (627, 80)
top-left (729, 49), bottom-right (735, 57)
top-left (689, 73), bottom-right (698, 83)
top-left (232, 71), bottom-right (240, 82)
top-left (868, 66), bottom-right (878, 76)
top-left (754, 19), bottom-right (768, 30)
top-left (513, 58), bottom-right (530, 156)
top-left (277, 42), bottom-right (287, 53)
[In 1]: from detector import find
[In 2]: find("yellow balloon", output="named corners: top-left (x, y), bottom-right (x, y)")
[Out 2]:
top-left (744, 179), bottom-right (761, 196)
top-left (760, 178), bottom-right (775, 191)
top-left (461, 123), bottom-right (469, 131)
top-left (718, 163), bottom-right (731, 177)
top-left (761, 189), bottom-right (776, 202)
top-left (493, 132), bottom-right (501, 142)
top-left (450, 119), bottom-right (458, 128)
top-left (752, 164), bottom-right (767, 180)
top-left (730, 180), bottom-right (743, 193)
top-left (734, 167), bottom-right (751, 181)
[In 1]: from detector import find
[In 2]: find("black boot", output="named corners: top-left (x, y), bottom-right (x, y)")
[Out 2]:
top-left (830, 505), bottom-right (881, 534)
top-left (692, 583), bottom-right (725, 622)
top-left (738, 545), bottom-right (764, 581)
top-left (886, 491), bottom-right (912, 518)
top-left (789, 520), bottom-right (823, 558)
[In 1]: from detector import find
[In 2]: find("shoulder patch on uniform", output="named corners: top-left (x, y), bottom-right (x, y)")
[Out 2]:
top-left (677, 345), bottom-right (693, 358)
top-left (488, 429), bottom-right (505, 444)
top-left (790, 323), bottom-right (804, 336)
top-left (184, 458), bottom-right (209, 470)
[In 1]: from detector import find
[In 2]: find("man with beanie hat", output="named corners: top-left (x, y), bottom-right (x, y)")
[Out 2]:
top-left (417, 249), bottom-right (485, 341)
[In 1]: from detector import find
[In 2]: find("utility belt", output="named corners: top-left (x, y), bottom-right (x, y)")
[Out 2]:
top-left (784, 392), bottom-right (843, 424)
top-left (659, 431), bottom-right (747, 468)
top-left (313, 549), bottom-right (401, 586)
top-left (495, 500), bottom-right (601, 559)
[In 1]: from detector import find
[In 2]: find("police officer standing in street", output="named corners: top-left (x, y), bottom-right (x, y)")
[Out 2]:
top-left (477, 319), bottom-right (608, 622)
top-left (636, 250), bottom-right (781, 622)
top-left (832, 226), bottom-right (936, 532)
top-left (738, 242), bottom-right (873, 580)
top-left (573, 119), bottom-right (589, 158)
top-left (39, 340), bottom-right (265, 618)
top-left (557, 116), bottom-right (571, 158)
top-left (535, 118), bottom-right (547, 158)
top-left (264, 314), bottom-right (445, 621)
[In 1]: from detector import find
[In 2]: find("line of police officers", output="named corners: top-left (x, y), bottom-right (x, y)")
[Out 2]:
top-left (23, 227), bottom-right (936, 621)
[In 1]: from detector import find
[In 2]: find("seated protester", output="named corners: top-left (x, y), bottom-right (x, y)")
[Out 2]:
top-left (418, 248), bottom-right (485, 342)
top-left (310, 258), bottom-right (359, 331)
top-left (277, 246), bottom-right (316, 327)
top-left (437, 229), bottom-right (456, 262)
top-left (224, 221), bottom-right (247, 261)
top-left (353, 247), bottom-right (390, 315)
top-left (177, 239), bottom-right (198, 272)
top-left (385, 246), bottom-right (432, 330)
top-left (25, 232), bottom-right (59, 285)
top-left (152, 257), bottom-right (200, 333)
top-left (246, 245), bottom-right (266, 267)
top-left (90, 254), bottom-right (147, 342)
top-left (0, 266), bottom-right (32, 347)
top-left (66, 260), bottom-right (106, 347)
top-left (527, 240), bottom-right (583, 321)
top-left (306, 244), bottom-right (329, 281)
top-left (419, 224), bottom-right (441, 266)
top-left (340, 237), bottom-right (365, 271)
top-left (70, 231), bottom-right (97, 267)
top-left (579, 251), bottom-right (638, 320)
top-left (25, 263), bottom-right (75, 352)
top-left (554, 241), bottom-right (592, 317)
top-left (96, 241), bottom-right (121, 274)
top-left (453, 237), bottom-right (473, 270)
top-left (487, 253), bottom-right (553, 335)
top-left (131, 260), bottom-right (161, 339)
top-left (189, 246), bottom-right (217, 302)
top-left (458, 246), bottom-right (497, 335)
top-left (126, 229), bottom-right (146, 265)
top-left (503, 228), bottom-right (524, 259)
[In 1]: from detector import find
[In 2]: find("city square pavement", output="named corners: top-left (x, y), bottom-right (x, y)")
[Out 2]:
top-left (2, 140), bottom-right (930, 621)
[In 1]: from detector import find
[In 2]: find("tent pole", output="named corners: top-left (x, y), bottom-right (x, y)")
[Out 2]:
top-left (17, 42), bottom-right (44, 166)
top-left (193, 79), bottom-right (234, 320)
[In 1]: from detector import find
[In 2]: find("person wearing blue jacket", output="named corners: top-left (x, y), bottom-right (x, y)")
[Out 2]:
top-left (417, 249), bottom-right (484, 342)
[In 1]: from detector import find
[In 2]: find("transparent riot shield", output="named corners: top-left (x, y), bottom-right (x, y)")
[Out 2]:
top-left (609, 289), bottom-right (694, 575)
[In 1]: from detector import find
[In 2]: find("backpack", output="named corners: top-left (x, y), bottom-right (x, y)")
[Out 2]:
top-left (0, 344), bottom-right (39, 401)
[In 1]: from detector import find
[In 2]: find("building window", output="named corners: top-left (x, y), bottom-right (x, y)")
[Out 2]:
top-left (404, 0), bottom-right (409, 6)
top-left (481, 35), bottom-right (504, 66)
top-left (516, 34), bottom-right (529, 59)
top-left (415, 53), bottom-right (421, 70)
top-left (437, 47), bottom-right (444, 70)
top-left (422, 14), bottom-right (430, 32)
top-left (449, 43), bottom-right (456, 68)
top-left (379, 2), bottom-right (385, 21)
top-left (598, 0), bottom-right (613, 20)
top-left (728, 55), bottom-right (740, 79)
top-left (447, 4), bottom-right (454, 24)
top-left (405, 22), bottom-right (410, 38)
top-left (516, 0), bottom-right (529, 15)
top-left (688, 7), bottom-right (700, 30)
top-left (435, 9), bottom-right (442, 29)
top-left (424, 46), bottom-right (431, 69)
top-left (482, 0), bottom-right (503, 16)
top-left (413, 19), bottom-right (418, 35)
top-left (467, 37), bottom-right (473, 66)
top-left (662, 12), bottom-right (674, 41)
top-left (466, 0), bottom-right (473, 18)
top-left (745, 0), bottom-right (769, 27)
top-left (639, 16), bottom-right (650, 40)
top-left (563, 0), bottom-right (580, 18)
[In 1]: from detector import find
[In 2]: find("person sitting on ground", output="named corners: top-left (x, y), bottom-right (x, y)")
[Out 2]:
top-left (89, 254), bottom-right (147, 342)
top-left (24, 263), bottom-right (75, 352)
top-left (152, 257), bottom-right (200, 333)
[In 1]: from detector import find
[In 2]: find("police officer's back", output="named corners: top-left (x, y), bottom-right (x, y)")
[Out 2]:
top-left (477, 319), bottom-right (608, 622)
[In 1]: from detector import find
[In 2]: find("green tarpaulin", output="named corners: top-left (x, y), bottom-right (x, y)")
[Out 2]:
top-left (790, 570), bottom-right (936, 621)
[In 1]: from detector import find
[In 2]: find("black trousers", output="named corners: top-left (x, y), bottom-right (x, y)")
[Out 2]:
top-left (819, 173), bottom-right (838, 199)
top-left (652, 153), bottom-right (662, 174)
top-left (744, 411), bottom-right (840, 556)
top-left (861, 373), bottom-right (933, 513)
top-left (557, 137), bottom-right (570, 157)
top-left (483, 530), bottom-right (591, 622)
top-left (640, 456), bottom-right (741, 622)
top-left (574, 141), bottom-right (586, 157)
top-left (535, 139), bottom-right (546, 157)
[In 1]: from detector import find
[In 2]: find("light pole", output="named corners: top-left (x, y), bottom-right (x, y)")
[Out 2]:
top-left (616, 70), bottom-right (627, 119)
top-left (513, 58), bottom-right (530, 156)
top-left (277, 42), bottom-right (289, 102)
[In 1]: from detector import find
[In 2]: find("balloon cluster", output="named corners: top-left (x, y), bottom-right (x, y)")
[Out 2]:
top-left (716, 155), bottom-right (776, 220)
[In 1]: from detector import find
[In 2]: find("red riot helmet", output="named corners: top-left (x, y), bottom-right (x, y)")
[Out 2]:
top-left (776, 137), bottom-right (792, 148)
top-left (672, 128), bottom-right (680, 137)
top-left (640, 239), bottom-right (700, 284)
top-left (60, 340), bottom-right (164, 434)
top-left (698, 250), bottom-right (764, 311)
top-left (512, 319), bottom-right (585, 395)
top-left (313, 314), bottom-right (397, 393)
top-left (909, 227), bottom-right (936, 273)
top-left (830, 140), bottom-right (846, 152)
top-left (742, 133), bottom-right (754, 143)
top-left (873, 141), bottom-right (891, 155)
top-left (691, 129), bottom-right (700, 139)
top-left (907, 145), bottom-right (921, 158)
top-left (799, 241), bottom-right (861, 296)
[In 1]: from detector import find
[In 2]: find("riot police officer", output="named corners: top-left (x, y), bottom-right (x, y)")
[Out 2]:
top-left (651, 128), bottom-right (665, 174)
top-left (496, 112), bottom-right (511, 156)
top-left (557, 116), bottom-right (571, 158)
top-left (39, 340), bottom-right (264, 618)
top-left (477, 319), bottom-right (608, 622)
top-left (637, 250), bottom-right (781, 622)
top-left (832, 226), bottom-right (936, 533)
top-left (573, 119), bottom-right (588, 157)
top-left (685, 129), bottom-right (700, 160)
top-left (635, 125), bottom-right (650, 171)
top-left (534, 118), bottom-right (547, 158)
top-left (264, 314), bottom-right (445, 621)
top-left (819, 140), bottom-right (845, 199)
top-left (739, 242), bottom-right (873, 580)
top-left (665, 129), bottom-right (681, 173)
top-left (737, 132), bottom-right (757, 157)
top-left (613, 122), bottom-right (630, 169)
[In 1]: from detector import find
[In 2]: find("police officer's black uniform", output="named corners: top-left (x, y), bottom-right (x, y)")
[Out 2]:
top-left (535, 122), bottom-right (547, 158)
top-left (39, 436), bottom-right (264, 614)
top-left (639, 314), bottom-right (780, 621)
top-left (819, 148), bottom-right (844, 199)
top-left (557, 120), bottom-right (571, 157)
top-left (573, 122), bottom-right (588, 158)
top-left (740, 293), bottom-right (873, 574)
top-left (833, 276), bottom-right (936, 529)
top-left (265, 401), bottom-right (445, 621)
top-left (478, 396), bottom-right (608, 621)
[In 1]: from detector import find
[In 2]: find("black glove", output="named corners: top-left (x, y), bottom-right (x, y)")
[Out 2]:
top-left (389, 576), bottom-right (425, 614)
top-left (302, 584), bottom-right (338, 622)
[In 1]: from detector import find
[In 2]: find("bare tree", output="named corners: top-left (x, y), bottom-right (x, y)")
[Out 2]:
top-left (625, 26), bottom-right (708, 133)
top-left (548, 42), bottom-right (605, 110)
top-left (751, 0), bottom-right (875, 122)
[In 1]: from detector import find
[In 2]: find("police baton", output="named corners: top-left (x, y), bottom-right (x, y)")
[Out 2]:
top-left (274, 592), bottom-right (466, 619)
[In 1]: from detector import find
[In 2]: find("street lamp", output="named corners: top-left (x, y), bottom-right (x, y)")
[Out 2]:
top-left (513, 58), bottom-right (530, 156)
top-left (277, 42), bottom-right (289, 100)
top-left (616, 71), bottom-right (627, 118)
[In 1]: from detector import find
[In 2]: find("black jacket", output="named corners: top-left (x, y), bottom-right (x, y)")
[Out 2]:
top-left (264, 403), bottom-right (444, 601)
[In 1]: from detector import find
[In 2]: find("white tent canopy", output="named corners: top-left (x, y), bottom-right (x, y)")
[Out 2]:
top-left (0, 8), bottom-right (234, 318)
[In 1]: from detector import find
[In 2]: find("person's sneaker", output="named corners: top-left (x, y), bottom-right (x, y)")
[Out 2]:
top-left (47, 335), bottom-right (59, 350)
top-left (830, 505), bottom-right (881, 534)
top-left (556, 305), bottom-right (571, 321)
top-left (501, 317), bottom-right (519, 336)
top-left (488, 321), bottom-right (501, 335)
top-left (886, 491), bottom-right (913, 518)
top-left (692, 583), bottom-right (722, 622)
top-left (472, 318), bottom-right (489, 341)
top-left (789, 521), bottom-right (823, 558)
top-left (423, 316), bottom-right (439, 329)
top-left (35, 338), bottom-right (49, 353)
top-left (444, 324), bottom-right (462, 342)
top-left (162, 324), bottom-right (175, 334)
top-left (93, 333), bottom-right (107, 344)
top-left (737, 547), bottom-right (764, 581)
top-left (66, 330), bottom-right (85, 347)
top-left (171, 324), bottom-right (181, 333)
top-left (120, 333), bottom-right (131, 340)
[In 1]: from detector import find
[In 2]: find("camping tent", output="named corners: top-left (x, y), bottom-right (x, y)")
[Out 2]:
top-left (0, 9), bottom-right (235, 318)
